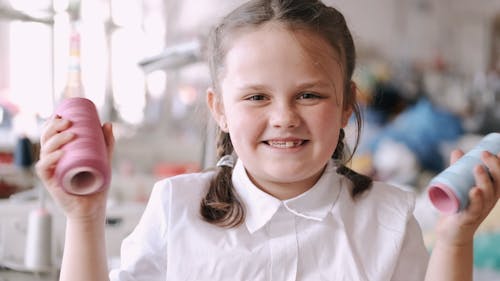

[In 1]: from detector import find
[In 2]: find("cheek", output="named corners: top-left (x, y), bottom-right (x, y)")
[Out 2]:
top-left (226, 108), bottom-right (262, 141)
top-left (307, 109), bottom-right (343, 147)
top-left (227, 108), bottom-right (253, 129)
top-left (310, 109), bottom-right (343, 131)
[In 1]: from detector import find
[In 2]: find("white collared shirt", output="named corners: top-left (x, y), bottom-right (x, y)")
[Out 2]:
top-left (110, 159), bottom-right (429, 281)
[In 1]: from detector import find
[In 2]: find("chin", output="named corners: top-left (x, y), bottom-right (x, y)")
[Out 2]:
top-left (266, 168), bottom-right (317, 182)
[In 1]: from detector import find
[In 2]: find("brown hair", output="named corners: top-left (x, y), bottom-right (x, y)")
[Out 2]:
top-left (201, 0), bottom-right (372, 228)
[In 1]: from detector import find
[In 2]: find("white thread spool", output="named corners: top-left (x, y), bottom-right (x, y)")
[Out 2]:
top-left (24, 207), bottom-right (52, 272)
top-left (428, 132), bottom-right (500, 213)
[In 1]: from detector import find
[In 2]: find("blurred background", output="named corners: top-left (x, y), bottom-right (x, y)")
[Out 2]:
top-left (0, 0), bottom-right (499, 280)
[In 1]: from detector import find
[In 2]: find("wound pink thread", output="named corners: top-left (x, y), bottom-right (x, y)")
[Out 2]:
top-left (54, 97), bottom-right (110, 195)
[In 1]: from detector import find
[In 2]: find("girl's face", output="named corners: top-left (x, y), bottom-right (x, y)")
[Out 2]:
top-left (208, 23), bottom-right (352, 199)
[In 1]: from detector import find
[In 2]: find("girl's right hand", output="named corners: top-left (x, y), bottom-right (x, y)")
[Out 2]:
top-left (35, 115), bottom-right (115, 223)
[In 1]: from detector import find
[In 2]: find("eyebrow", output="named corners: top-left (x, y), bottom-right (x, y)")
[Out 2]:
top-left (296, 80), bottom-right (335, 90)
top-left (236, 84), bottom-right (269, 92)
top-left (237, 80), bottom-right (335, 92)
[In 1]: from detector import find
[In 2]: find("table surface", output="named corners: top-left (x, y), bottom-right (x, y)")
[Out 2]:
top-left (0, 269), bottom-right (58, 281)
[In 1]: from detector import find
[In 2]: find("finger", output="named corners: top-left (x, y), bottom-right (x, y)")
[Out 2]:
top-left (40, 131), bottom-right (75, 155)
top-left (481, 151), bottom-right (499, 199)
top-left (40, 116), bottom-right (72, 145)
top-left (450, 149), bottom-right (464, 165)
top-left (40, 114), bottom-right (59, 132)
top-left (35, 150), bottom-right (64, 181)
top-left (473, 164), bottom-right (496, 206)
top-left (464, 187), bottom-right (484, 219)
top-left (102, 122), bottom-right (115, 160)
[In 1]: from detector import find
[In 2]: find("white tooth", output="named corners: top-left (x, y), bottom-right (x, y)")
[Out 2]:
top-left (270, 141), bottom-right (282, 147)
top-left (268, 140), bottom-right (302, 148)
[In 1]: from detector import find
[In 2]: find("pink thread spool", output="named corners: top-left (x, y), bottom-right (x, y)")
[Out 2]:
top-left (54, 97), bottom-right (110, 195)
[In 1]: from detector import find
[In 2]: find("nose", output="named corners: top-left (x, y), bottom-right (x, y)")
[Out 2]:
top-left (269, 102), bottom-right (300, 129)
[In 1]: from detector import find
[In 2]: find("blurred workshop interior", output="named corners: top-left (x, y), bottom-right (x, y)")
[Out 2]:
top-left (0, 0), bottom-right (499, 280)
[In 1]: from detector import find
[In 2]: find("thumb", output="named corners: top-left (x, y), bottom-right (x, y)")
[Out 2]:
top-left (450, 149), bottom-right (464, 165)
top-left (102, 122), bottom-right (115, 161)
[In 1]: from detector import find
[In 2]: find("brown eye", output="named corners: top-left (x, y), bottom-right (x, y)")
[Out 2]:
top-left (246, 94), bottom-right (266, 101)
top-left (298, 92), bottom-right (321, 99)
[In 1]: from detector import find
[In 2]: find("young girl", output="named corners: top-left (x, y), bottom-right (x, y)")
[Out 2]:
top-left (36, 0), bottom-right (499, 280)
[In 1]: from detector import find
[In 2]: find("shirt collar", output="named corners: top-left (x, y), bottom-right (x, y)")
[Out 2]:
top-left (232, 159), bottom-right (342, 234)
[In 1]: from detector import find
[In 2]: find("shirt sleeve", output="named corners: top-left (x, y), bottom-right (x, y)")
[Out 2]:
top-left (109, 180), bottom-right (170, 281)
top-left (391, 215), bottom-right (430, 281)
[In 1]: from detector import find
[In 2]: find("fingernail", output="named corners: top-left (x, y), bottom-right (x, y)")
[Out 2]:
top-left (53, 150), bottom-right (64, 158)
top-left (63, 132), bottom-right (75, 139)
top-left (474, 164), bottom-right (485, 174)
top-left (484, 151), bottom-right (495, 157)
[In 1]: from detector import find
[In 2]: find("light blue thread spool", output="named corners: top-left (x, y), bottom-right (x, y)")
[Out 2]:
top-left (428, 133), bottom-right (500, 214)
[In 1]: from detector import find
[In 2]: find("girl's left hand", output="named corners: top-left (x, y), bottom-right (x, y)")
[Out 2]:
top-left (435, 150), bottom-right (500, 246)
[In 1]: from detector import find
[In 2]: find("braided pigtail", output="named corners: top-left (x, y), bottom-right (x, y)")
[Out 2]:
top-left (333, 129), bottom-right (372, 198)
top-left (200, 130), bottom-right (245, 227)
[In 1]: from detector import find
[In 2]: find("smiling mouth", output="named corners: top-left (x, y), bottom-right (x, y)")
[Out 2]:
top-left (265, 140), bottom-right (307, 148)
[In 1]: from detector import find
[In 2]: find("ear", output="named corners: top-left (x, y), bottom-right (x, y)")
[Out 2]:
top-left (206, 87), bottom-right (228, 132)
top-left (341, 105), bottom-right (353, 128)
top-left (341, 81), bottom-right (355, 127)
